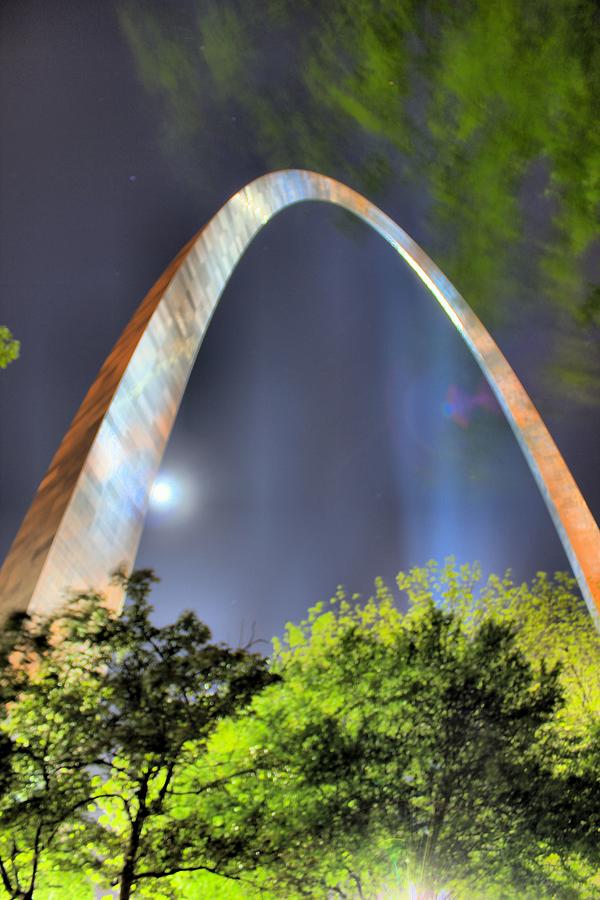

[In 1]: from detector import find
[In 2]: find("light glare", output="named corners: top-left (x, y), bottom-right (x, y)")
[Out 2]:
top-left (150, 479), bottom-right (173, 506)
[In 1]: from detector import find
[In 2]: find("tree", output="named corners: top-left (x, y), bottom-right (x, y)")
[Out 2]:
top-left (1, 563), bottom-right (598, 898)
top-left (0, 571), bottom-right (275, 900)
top-left (0, 328), bottom-right (19, 370)
top-left (0, 606), bottom-right (100, 899)
top-left (395, 560), bottom-right (600, 738)
top-left (201, 573), bottom-right (600, 898)
top-left (394, 560), bottom-right (600, 895)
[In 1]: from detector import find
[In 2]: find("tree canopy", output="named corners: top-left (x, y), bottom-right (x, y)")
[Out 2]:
top-left (0, 328), bottom-right (19, 370)
top-left (0, 562), bottom-right (598, 898)
top-left (0, 571), bottom-right (275, 899)
top-left (197, 566), bottom-right (600, 897)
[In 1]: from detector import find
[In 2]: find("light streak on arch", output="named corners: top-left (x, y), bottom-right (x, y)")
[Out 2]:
top-left (0, 171), bottom-right (598, 628)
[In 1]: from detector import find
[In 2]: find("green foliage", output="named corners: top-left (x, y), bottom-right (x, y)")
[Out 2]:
top-left (0, 572), bottom-right (274, 899)
top-left (394, 560), bottom-right (600, 894)
top-left (201, 565), bottom-right (600, 897)
top-left (398, 560), bottom-right (600, 737)
top-left (0, 562), bottom-right (598, 897)
top-left (0, 327), bottom-right (19, 370)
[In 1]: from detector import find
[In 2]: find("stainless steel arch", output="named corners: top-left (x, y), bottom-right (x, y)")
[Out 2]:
top-left (1, 170), bottom-right (599, 628)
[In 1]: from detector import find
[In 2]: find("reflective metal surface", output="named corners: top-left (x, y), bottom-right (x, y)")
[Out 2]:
top-left (1, 170), bottom-right (598, 628)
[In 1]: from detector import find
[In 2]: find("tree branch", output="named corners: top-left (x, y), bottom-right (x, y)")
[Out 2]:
top-left (132, 863), bottom-right (243, 883)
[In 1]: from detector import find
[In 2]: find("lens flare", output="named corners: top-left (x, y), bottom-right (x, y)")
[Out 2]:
top-left (150, 479), bottom-right (173, 507)
top-left (443, 381), bottom-right (498, 428)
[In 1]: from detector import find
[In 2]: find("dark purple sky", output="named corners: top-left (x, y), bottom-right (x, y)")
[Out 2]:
top-left (1, 1), bottom-right (598, 644)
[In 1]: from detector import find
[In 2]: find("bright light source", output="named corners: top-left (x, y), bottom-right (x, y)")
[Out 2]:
top-left (150, 479), bottom-right (174, 507)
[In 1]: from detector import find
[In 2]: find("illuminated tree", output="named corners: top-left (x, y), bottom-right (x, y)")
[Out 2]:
top-left (396, 560), bottom-right (600, 738)
top-left (201, 571), bottom-right (600, 897)
top-left (0, 327), bottom-right (19, 370)
top-left (0, 572), bottom-right (274, 900)
top-left (1, 564), bottom-right (598, 898)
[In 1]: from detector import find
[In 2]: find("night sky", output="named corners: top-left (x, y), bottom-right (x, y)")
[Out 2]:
top-left (1, 1), bottom-right (598, 645)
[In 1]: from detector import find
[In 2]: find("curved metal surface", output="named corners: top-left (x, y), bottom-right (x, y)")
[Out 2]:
top-left (0, 170), bottom-right (599, 628)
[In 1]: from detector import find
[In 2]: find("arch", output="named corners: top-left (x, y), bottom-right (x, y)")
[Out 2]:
top-left (0, 170), bottom-right (598, 628)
